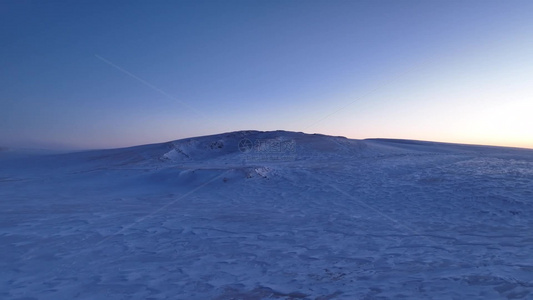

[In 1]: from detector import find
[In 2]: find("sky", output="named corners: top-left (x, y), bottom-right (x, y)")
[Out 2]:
top-left (1, 0), bottom-right (532, 150)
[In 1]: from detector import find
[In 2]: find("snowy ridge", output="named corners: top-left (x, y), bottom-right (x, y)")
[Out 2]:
top-left (1, 131), bottom-right (533, 299)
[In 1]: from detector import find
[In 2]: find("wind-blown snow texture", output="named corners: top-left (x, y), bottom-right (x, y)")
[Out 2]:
top-left (1, 131), bottom-right (532, 299)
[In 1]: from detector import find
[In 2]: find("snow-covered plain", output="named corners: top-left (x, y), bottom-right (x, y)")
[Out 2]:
top-left (1, 130), bottom-right (532, 299)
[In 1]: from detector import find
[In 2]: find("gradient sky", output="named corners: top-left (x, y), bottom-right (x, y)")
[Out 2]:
top-left (1, 0), bottom-right (532, 149)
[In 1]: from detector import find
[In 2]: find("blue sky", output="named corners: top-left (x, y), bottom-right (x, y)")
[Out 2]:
top-left (1, 0), bottom-right (532, 149)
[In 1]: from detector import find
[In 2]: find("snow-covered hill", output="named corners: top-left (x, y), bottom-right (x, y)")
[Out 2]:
top-left (1, 131), bottom-right (532, 299)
